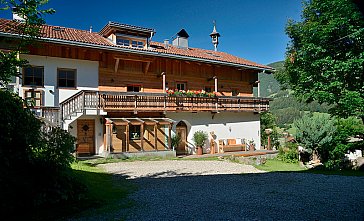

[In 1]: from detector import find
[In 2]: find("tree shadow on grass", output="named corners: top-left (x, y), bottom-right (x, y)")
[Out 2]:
top-left (30, 169), bottom-right (134, 221)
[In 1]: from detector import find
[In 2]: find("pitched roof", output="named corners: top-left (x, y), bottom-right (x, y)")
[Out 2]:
top-left (0, 18), bottom-right (273, 71)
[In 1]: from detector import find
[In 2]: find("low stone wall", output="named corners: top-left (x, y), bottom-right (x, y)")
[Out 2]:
top-left (229, 153), bottom-right (278, 165)
top-left (104, 150), bottom-right (177, 159)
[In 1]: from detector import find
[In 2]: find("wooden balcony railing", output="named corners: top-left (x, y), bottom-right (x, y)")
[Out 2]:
top-left (98, 92), bottom-right (270, 113)
top-left (41, 90), bottom-right (271, 126)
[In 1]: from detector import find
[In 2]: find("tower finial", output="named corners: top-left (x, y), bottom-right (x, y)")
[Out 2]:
top-left (210, 20), bottom-right (220, 51)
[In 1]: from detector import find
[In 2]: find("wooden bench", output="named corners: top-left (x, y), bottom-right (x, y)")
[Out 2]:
top-left (219, 139), bottom-right (246, 153)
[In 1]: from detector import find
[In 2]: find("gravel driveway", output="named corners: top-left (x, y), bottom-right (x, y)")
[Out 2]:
top-left (80, 160), bottom-right (364, 221)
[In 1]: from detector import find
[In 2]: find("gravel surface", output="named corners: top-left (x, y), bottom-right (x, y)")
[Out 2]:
top-left (73, 160), bottom-right (364, 221)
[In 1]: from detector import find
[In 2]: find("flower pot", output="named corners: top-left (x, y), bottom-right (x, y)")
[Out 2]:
top-left (197, 146), bottom-right (203, 155)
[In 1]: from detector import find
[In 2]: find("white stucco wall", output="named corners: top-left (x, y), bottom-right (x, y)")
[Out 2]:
top-left (68, 115), bottom-right (105, 155)
top-left (19, 55), bottom-right (98, 106)
top-left (166, 112), bottom-right (261, 153)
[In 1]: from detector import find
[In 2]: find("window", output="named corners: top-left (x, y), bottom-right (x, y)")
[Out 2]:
top-left (58, 68), bottom-right (76, 88)
top-left (112, 124), bottom-right (117, 134)
top-left (127, 84), bottom-right (141, 92)
top-left (232, 88), bottom-right (239, 96)
top-left (132, 41), bottom-right (144, 48)
top-left (176, 82), bottom-right (186, 91)
top-left (129, 125), bottom-right (141, 140)
top-left (117, 37), bottom-right (144, 48)
top-left (23, 66), bottom-right (44, 86)
top-left (24, 90), bottom-right (42, 107)
top-left (116, 38), bottom-right (130, 46)
top-left (204, 86), bottom-right (213, 93)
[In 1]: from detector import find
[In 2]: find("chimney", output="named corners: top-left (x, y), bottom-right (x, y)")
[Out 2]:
top-left (164, 39), bottom-right (169, 48)
top-left (172, 29), bottom-right (189, 49)
top-left (89, 26), bottom-right (93, 33)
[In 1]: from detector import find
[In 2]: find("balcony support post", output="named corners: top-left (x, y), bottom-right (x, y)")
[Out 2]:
top-left (134, 95), bottom-right (137, 114)
top-left (126, 124), bottom-right (129, 152)
top-left (140, 123), bottom-right (144, 151)
top-left (213, 76), bottom-right (218, 111)
top-left (168, 124), bottom-right (172, 150)
top-left (161, 72), bottom-right (166, 92)
top-left (154, 124), bottom-right (158, 151)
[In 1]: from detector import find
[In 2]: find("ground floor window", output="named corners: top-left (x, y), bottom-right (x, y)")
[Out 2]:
top-left (24, 89), bottom-right (42, 107)
top-left (129, 125), bottom-right (141, 140)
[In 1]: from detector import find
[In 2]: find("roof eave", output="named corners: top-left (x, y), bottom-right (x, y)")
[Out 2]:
top-left (0, 32), bottom-right (274, 72)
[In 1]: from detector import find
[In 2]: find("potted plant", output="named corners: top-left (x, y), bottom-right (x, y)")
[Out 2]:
top-left (192, 130), bottom-right (208, 155)
top-left (171, 134), bottom-right (181, 151)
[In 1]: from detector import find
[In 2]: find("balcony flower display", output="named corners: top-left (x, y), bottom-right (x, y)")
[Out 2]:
top-left (166, 89), bottom-right (217, 98)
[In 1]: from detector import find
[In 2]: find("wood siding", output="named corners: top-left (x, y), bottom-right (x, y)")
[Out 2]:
top-left (111, 124), bottom-right (168, 152)
top-left (27, 43), bottom-right (258, 97)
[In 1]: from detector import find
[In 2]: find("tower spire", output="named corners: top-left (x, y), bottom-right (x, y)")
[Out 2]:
top-left (210, 20), bottom-right (220, 51)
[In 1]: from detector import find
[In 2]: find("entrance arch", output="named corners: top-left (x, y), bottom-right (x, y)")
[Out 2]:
top-left (176, 121), bottom-right (188, 155)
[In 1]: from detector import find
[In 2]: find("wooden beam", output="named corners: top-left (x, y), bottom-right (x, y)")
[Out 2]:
top-left (144, 61), bottom-right (151, 74)
top-left (114, 58), bottom-right (120, 73)
top-left (140, 123), bottom-right (144, 151)
top-left (154, 124), bottom-right (158, 151)
top-left (114, 56), bottom-right (153, 63)
top-left (168, 124), bottom-right (172, 150)
top-left (126, 124), bottom-right (129, 152)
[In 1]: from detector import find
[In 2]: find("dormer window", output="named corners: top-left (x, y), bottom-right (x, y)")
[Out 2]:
top-left (132, 40), bottom-right (144, 48)
top-left (100, 21), bottom-right (155, 48)
top-left (116, 37), bottom-right (145, 48)
top-left (117, 38), bottom-right (130, 46)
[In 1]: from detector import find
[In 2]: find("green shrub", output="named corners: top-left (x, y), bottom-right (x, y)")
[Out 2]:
top-left (278, 142), bottom-right (299, 163)
top-left (171, 134), bottom-right (181, 149)
top-left (0, 90), bottom-right (84, 217)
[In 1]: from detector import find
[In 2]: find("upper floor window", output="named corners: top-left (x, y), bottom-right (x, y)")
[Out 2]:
top-left (23, 66), bottom-right (44, 87)
top-left (127, 84), bottom-right (141, 92)
top-left (58, 68), bottom-right (76, 88)
top-left (176, 82), bottom-right (186, 91)
top-left (204, 86), bottom-right (213, 93)
top-left (116, 38), bottom-right (130, 46)
top-left (132, 40), bottom-right (144, 48)
top-left (116, 37), bottom-right (144, 48)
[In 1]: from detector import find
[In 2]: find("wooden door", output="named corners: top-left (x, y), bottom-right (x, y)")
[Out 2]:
top-left (77, 119), bottom-right (95, 155)
top-left (176, 126), bottom-right (187, 154)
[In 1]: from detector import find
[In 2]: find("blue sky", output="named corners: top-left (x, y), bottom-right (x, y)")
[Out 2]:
top-left (1, 0), bottom-right (302, 65)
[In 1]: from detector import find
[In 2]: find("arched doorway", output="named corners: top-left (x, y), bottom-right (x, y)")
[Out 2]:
top-left (176, 121), bottom-right (187, 155)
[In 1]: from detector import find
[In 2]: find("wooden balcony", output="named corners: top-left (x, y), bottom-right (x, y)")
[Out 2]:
top-left (98, 91), bottom-right (270, 113)
top-left (42, 90), bottom-right (271, 126)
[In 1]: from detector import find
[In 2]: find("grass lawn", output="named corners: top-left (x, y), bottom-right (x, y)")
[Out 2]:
top-left (255, 159), bottom-right (364, 176)
top-left (255, 159), bottom-right (305, 172)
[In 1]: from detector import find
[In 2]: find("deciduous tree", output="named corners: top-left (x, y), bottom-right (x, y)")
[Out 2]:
top-left (283, 0), bottom-right (364, 120)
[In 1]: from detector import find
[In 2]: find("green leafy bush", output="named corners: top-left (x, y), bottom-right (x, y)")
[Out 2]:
top-left (322, 117), bottom-right (364, 169)
top-left (0, 90), bottom-right (83, 217)
top-left (278, 142), bottom-right (299, 163)
top-left (171, 134), bottom-right (181, 149)
top-left (294, 113), bottom-right (336, 161)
